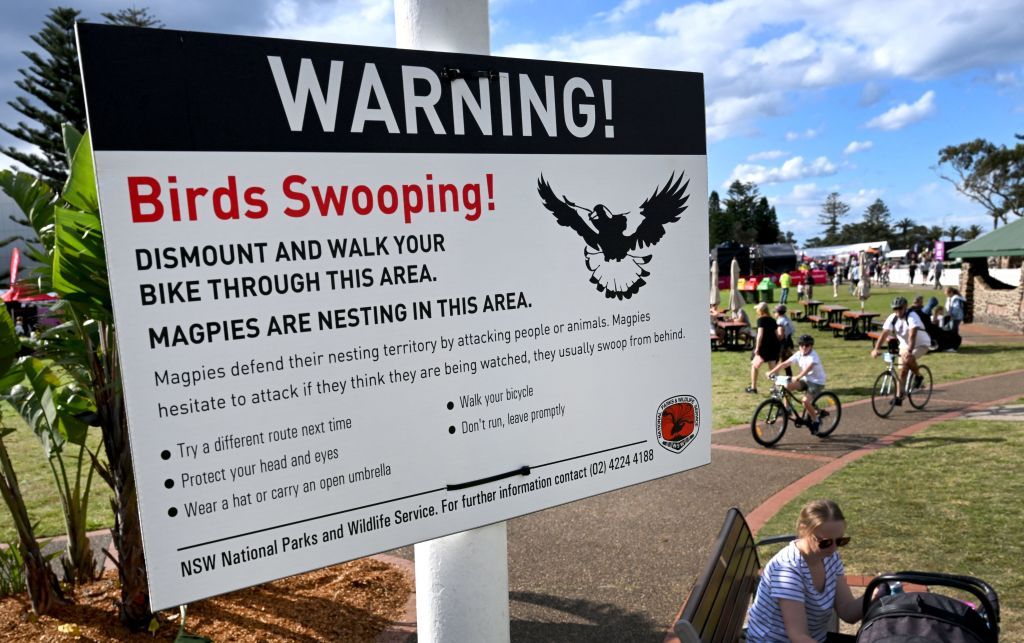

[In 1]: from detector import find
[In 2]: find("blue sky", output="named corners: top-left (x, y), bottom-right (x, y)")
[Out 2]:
top-left (2, 0), bottom-right (1022, 245)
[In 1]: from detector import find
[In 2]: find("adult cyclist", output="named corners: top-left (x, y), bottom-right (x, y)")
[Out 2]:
top-left (870, 296), bottom-right (931, 405)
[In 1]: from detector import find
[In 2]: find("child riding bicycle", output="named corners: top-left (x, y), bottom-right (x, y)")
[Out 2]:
top-left (766, 334), bottom-right (827, 434)
top-left (871, 296), bottom-right (931, 405)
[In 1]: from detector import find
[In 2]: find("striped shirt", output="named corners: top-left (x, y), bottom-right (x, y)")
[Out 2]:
top-left (746, 541), bottom-right (845, 642)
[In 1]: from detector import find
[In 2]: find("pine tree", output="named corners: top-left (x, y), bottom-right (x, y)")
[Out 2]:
top-left (817, 193), bottom-right (849, 244)
top-left (752, 196), bottom-right (781, 244)
top-left (724, 181), bottom-right (759, 245)
top-left (861, 198), bottom-right (893, 240)
top-left (708, 190), bottom-right (728, 248)
top-left (1, 7), bottom-right (163, 188)
top-left (1, 7), bottom-right (84, 187)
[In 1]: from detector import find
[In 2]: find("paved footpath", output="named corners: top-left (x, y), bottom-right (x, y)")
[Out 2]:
top-left (390, 362), bottom-right (1024, 642)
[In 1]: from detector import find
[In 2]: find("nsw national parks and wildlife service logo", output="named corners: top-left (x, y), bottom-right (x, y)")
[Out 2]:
top-left (657, 395), bottom-right (699, 453)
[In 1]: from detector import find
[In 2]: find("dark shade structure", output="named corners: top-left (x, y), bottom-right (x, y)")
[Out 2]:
top-left (712, 241), bottom-right (750, 276)
top-left (753, 243), bottom-right (798, 275)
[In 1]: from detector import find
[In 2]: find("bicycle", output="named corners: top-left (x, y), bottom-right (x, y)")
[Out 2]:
top-left (870, 345), bottom-right (933, 417)
top-left (751, 376), bottom-right (842, 447)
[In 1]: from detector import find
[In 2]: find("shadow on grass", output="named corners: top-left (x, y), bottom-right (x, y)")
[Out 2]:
top-left (506, 591), bottom-right (665, 643)
top-left (893, 435), bottom-right (1005, 449)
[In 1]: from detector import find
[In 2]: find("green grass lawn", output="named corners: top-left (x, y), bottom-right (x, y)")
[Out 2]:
top-left (0, 404), bottom-right (113, 542)
top-left (757, 418), bottom-right (1024, 640)
top-left (710, 285), bottom-right (1024, 428)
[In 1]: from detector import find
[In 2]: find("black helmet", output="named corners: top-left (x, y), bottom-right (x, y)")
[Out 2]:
top-left (891, 296), bottom-right (908, 309)
top-left (797, 334), bottom-right (814, 346)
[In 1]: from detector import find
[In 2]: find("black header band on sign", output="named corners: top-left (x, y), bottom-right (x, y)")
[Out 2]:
top-left (76, 23), bottom-right (706, 155)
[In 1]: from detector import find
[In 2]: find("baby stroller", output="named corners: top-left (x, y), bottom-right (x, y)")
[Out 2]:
top-left (857, 571), bottom-right (1000, 642)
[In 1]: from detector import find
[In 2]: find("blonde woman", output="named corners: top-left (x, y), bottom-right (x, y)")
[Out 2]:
top-left (746, 500), bottom-right (864, 642)
top-left (746, 302), bottom-right (779, 394)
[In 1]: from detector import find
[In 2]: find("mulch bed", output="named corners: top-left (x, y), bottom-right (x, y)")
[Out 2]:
top-left (0, 557), bottom-right (411, 642)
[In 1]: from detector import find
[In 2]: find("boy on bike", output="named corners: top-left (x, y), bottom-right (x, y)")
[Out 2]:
top-left (871, 296), bottom-right (931, 405)
top-left (766, 334), bottom-right (826, 433)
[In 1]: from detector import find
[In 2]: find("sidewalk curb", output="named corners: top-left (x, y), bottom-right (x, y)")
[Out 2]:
top-left (661, 390), bottom-right (1023, 643)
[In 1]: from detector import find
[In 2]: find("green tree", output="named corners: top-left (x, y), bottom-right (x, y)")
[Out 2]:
top-left (0, 310), bottom-right (66, 615)
top-left (945, 225), bottom-right (962, 241)
top-left (724, 180), bottom-right (758, 244)
top-left (0, 7), bottom-right (84, 187)
top-left (752, 196), bottom-right (781, 244)
top-left (708, 190), bottom-right (728, 248)
top-left (894, 217), bottom-right (916, 247)
top-left (861, 198), bottom-right (893, 239)
top-left (101, 7), bottom-right (163, 26)
top-left (722, 181), bottom-right (779, 245)
top-left (964, 224), bottom-right (984, 240)
top-left (818, 192), bottom-right (849, 244)
top-left (2, 129), bottom-right (152, 629)
top-left (1, 7), bottom-right (162, 188)
top-left (937, 134), bottom-right (1024, 229)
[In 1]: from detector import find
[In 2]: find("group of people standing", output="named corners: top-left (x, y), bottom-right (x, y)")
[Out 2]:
top-left (905, 248), bottom-right (945, 289)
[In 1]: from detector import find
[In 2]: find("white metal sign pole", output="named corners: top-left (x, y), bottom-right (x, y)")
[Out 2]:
top-left (393, 2), bottom-right (511, 642)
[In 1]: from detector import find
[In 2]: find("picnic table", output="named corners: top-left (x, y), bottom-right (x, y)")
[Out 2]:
top-left (843, 310), bottom-right (880, 340)
top-left (821, 304), bottom-right (849, 335)
top-left (715, 320), bottom-right (750, 351)
top-left (800, 299), bottom-right (823, 327)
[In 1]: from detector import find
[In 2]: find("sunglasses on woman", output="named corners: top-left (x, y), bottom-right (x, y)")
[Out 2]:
top-left (815, 536), bottom-right (851, 548)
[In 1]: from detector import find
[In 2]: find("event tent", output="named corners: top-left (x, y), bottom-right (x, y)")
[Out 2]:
top-left (949, 217), bottom-right (1024, 258)
top-left (800, 240), bottom-right (891, 259)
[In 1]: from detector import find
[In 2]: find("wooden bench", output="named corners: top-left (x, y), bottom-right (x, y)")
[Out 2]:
top-left (867, 330), bottom-right (882, 341)
top-left (806, 314), bottom-right (824, 328)
top-left (673, 508), bottom-right (793, 642)
top-left (828, 322), bottom-right (847, 337)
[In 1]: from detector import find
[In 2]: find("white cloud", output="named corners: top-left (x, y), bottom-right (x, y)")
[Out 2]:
top-left (748, 149), bottom-right (787, 161)
top-left (846, 188), bottom-right (884, 210)
top-left (785, 126), bottom-right (823, 141)
top-left (262, 0), bottom-right (394, 46)
top-left (706, 92), bottom-right (786, 141)
top-left (843, 140), bottom-right (874, 155)
top-left (495, 1), bottom-right (1024, 142)
top-left (599, 0), bottom-right (650, 24)
top-left (865, 90), bottom-right (937, 130)
top-left (728, 156), bottom-right (838, 186)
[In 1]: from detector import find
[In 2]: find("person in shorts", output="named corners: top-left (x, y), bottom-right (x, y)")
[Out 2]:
top-left (747, 302), bottom-right (780, 393)
top-left (871, 296), bottom-right (931, 404)
top-left (766, 334), bottom-right (826, 434)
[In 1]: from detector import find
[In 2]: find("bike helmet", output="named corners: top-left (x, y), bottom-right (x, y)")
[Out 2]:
top-left (890, 296), bottom-right (908, 309)
top-left (797, 334), bottom-right (814, 346)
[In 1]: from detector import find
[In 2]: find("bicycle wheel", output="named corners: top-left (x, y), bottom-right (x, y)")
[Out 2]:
top-left (811, 392), bottom-right (842, 437)
top-left (907, 364), bottom-right (933, 409)
top-left (751, 399), bottom-right (788, 447)
top-left (871, 371), bottom-right (897, 418)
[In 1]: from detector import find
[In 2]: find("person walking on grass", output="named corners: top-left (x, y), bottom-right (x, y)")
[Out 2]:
top-left (747, 302), bottom-right (779, 394)
top-left (766, 334), bottom-right (826, 433)
top-left (780, 270), bottom-right (792, 304)
top-left (871, 296), bottom-right (931, 406)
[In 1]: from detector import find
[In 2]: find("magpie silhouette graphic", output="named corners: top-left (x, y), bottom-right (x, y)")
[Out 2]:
top-left (662, 409), bottom-right (694, 441)
top-left (538, 172), bottom-right (689, 299)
